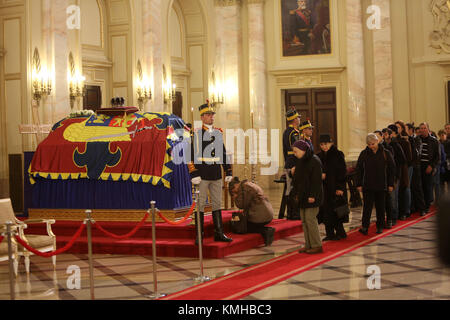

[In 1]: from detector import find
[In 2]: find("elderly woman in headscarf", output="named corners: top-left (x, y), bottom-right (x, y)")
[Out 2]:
top-left (290, 139), bottom-right (324, 254)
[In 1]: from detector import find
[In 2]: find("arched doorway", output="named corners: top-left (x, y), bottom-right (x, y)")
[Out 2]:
top-left (80, 0), bottom-right (134, 109)
top-left (167, 0), bottom-right (209, 124)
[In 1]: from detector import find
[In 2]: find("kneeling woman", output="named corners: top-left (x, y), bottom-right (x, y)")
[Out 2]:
top-left (229, 178), bottom-right (276, 246)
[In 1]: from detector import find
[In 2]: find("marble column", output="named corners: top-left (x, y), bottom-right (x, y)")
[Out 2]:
top-left (248, 0), bottom-right (270, 185)
top-left (372, 0), bottom-right (394, 129)
top-left (214, 0), bottom-right (244, 180)
top-left (248, 0), bottom-right (267, 130)
top-left (214, 0), bottom-right (242, 129)
top-left (142, 0), bottom-right (164, 112)
top-left (51, 0), bottom-right (70, 121)
top-left (346, 0), bottom-right (368, 159)
top-left (41, 0), bottom-right (54, 125)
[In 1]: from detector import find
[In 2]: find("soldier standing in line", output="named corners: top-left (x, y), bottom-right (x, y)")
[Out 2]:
top-left (283, 109), bottom-right (301, 220)
top-left (189, 102), bottom-right (233, 245)
top-left (299, 120), bottom-right (315, 153)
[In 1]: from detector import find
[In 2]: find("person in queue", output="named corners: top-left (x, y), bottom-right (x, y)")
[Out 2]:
top-left (316, 134), bottom-right (348, 241)
top-left (290, 140), bottom-right (324, 254)
top-left (356, 133), bottom-right (395, 235)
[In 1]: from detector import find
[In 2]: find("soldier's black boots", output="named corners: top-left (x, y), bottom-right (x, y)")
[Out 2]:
top-left (212, 210), bottom-right (233, 242)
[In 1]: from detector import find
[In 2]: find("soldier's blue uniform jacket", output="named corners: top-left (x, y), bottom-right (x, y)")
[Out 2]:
top-left (188, 125), bottom-right (233, 181)
top-left (283, 125), bottom-right (301, 169)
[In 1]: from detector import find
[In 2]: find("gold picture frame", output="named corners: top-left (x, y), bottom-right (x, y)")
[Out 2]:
top-left (280, 0), bottom-right (332, 57)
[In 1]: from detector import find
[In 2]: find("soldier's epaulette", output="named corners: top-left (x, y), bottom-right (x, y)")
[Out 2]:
top-left (214, 127), bottom-right (224, 133)
top-left (188, 162), bottom-right (197, 174)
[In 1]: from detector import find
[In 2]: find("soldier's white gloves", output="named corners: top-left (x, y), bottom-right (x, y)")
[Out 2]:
top-left (191, 177), bottom-right (202, 185)
top-left (225, 176), bottom-right (233, 183)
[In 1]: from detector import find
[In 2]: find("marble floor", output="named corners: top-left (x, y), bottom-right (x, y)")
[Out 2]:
top-left (245, 216), bottom-right (450, 300)
top-left (0, 184), bottom-right (448, 300)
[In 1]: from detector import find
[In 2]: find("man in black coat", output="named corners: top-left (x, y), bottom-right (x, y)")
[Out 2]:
top-left (388, 124), bottom-right (412, 221)
top-left (406, 123), bottom-right (427, 216)
top-left (383, 127), bottom-right (406, 224)
top-left (419, 123), bottom-right (440, 212)
top-left (356, 133), bottom-right (395, 235)
top-left (376, 130), bottom-right (395, 228)
top-left (317, 134), bottom-right (348, 241)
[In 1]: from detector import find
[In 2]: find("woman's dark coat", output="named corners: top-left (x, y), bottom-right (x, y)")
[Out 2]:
top-left (317, 145), bottom-right (348, 223)
top-left (291, 148), bottom-right (323, 209)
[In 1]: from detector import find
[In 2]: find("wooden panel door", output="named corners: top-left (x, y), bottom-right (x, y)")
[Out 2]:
top-left (313, 88), bottom-right (337, 151)
top-left (83, 85), bottom-right (102, 111)
top-left (285, 88), bottom-right (337, 152)
top-left (285, 89), bottom-right (312, 127)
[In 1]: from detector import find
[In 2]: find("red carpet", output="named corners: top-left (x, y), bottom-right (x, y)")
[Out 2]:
top-left (22, 211), bottom-right (302, 259)
top-left (162, 209), bottom-right (437, 300)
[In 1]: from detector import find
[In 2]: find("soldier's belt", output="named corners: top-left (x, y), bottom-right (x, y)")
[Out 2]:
top-left (197, 157), bottom-right (221, 162)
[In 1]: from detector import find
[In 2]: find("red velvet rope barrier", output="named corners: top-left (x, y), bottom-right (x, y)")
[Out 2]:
top-left (157, 202), bottom-right (196, 225)
top-left (14, 223), bottom-right (86, 258)
top-left (93, 212), bottom-right (149, 240)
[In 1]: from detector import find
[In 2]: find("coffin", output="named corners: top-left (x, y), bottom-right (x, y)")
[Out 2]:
top-left (26, 107), bottom-right (193, 221)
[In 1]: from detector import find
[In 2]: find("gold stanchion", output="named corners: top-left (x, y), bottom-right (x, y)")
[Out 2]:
top-left (5, 222), bottom-right (16, 300)
top-left (85, 210), bottom-right (95, 300)
top-left (147, 201), bottom-right (167, 299)
top-left (193, 189), bottom-right (210, 283)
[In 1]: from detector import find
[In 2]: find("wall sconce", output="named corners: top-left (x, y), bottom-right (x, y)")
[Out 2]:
top-left (209, 70), bottom-right (224, 108)
top-left (136, 60), bottom-right (152, 111)
top-left (163, 64), bottom-right (176, 105)
top-left (68, 52), bottom-right (86, 111)
top-left (32, 47), bottom-right (52, 103)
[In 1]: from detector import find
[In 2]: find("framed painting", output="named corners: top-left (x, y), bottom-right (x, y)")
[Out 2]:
top-left (281, 0), bottom-right (332, 57)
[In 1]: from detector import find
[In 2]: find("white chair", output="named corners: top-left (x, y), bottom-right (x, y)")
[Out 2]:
top-left (0, 199), bottom-right (56, 274)
top-left (0, 225), bottom-right (18, 276)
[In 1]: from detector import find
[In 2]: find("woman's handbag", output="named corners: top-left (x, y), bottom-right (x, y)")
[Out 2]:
top-left (230, 210), bottom-right (248, 234)
top-left (334, 195), bottom-right (350, 222)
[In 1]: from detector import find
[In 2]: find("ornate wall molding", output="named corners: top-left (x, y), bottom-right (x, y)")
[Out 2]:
top-left (214, 0), bottom-right (242, 7)
top-left (270, 67), bottom-right (345, 88)
top-left (429, 0), bottom-right (450, 53)
top-left (247, 0), bottom-right (265, 4)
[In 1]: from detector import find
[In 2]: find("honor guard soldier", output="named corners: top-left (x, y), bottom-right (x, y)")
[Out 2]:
top-left (189, 102), bottom-right (233, 244)
top-left (300, 120), bottom-right (314, 153)
top-left (283, 109), bottom-right (301, 220)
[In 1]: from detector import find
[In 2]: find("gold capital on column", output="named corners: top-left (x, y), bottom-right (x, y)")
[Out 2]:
top-left (214, 0), bottom-right (242, 7)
